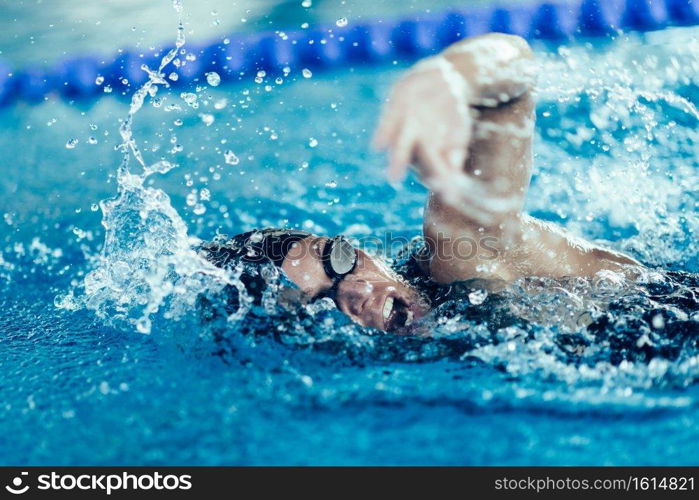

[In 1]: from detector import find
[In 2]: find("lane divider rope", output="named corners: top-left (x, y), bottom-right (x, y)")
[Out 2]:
top-left (0, 0), bottom-right (696, 106)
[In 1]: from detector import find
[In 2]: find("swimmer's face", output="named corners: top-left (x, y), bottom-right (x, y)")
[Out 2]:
top-left (281, 236), bottom-right (429, 333)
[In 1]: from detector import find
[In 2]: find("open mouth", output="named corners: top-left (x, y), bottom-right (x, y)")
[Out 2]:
top-left (382, 295), bottom-right (414, 332)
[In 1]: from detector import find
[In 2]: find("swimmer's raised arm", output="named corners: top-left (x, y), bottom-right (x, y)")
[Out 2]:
top-left (374, 34), bottom-right (640, 283)
top-left (373, 33), bottom-right (535, 185)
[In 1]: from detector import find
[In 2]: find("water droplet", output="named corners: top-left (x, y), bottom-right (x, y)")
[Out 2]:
top-left (336, 17), bottom-right (348, 27)
top-left (180, 92), bottom-right (199, 108)
top-left (652, 314), bottom-right (665, 329)
top-left (224, 150), bottom-right (240, 165)
top-left (193, 204), bottom-right (206, 215)
top-left (308, 137), bottom-right (318, 148)
top-left (468, 289), bottom-right (488, 305)
top-left (90, 203), bottom-right (99, 212)
top-left (302, 68), bottom-right (313, 78)
top-left (199, 113), bottom-right (214, 126)
top-left (146, 160), bottom-right (177, 175)
top-left (87, 136), bottom-right (98, 144)
top-left (65, 138), bottom-right (79, 149)
top-left (301, 0), bottom-right (312, 7)
top-left (103, 85), bottom-right (112, 93)
top-left (325, 180), bottom-right (337, 188)
top-left (95, 75), bottom-right (104, 85)
top-left (206, 71), bottom-right (221, 86)
top-left (169, 72), bottom-right (179, 81)
top-left (135, 317), bottom-right (151, 334)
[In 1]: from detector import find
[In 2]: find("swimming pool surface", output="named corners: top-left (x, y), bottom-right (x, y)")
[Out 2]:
top-left (0, 21), bottom-right (698, 464)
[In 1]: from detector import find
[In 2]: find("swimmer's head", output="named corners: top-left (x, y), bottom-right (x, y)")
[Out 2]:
top-left (200, 228), bottom-right (429, 333)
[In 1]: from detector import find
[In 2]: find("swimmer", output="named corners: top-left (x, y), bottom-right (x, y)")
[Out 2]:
top-left (201, 33), bottom-right (641, 333)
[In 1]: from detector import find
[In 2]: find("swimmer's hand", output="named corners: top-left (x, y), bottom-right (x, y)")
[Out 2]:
top-left (371, 57), bottom-right (511, 226)
top-left (372, 56), bottom-right (473, 184)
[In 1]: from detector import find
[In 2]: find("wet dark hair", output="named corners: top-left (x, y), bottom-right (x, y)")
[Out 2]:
top-left (196, 229), bottom-right (323, 351)
top-left (201, 228), bottom-right (312, 267)
top-left (199, 228), bottom-right (313, 305)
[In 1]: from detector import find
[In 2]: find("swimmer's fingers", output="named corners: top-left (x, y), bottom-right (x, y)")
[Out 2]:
top-left (373, 91), bottom-right (407, 150)
top-left (387, 125), bottom-right (417, 182)
top-left (373, 104), bottom-right (400, 150)
top-left (450, 173), bottom-right (522, 219)
top-left (437, 108), bottom-right (473, 172)
top-left (445, 122), bottom-right (471, 168)
top-left (415, 141), bottom-right (456, 188)
top-left (415, 150), bottom-right (509, 225)
top-left (429, 177), bottom-right (497, 226)
top-left (440, 144), bottom-right (467, 174)
top-left (419, 128), bottom-right (470, 175)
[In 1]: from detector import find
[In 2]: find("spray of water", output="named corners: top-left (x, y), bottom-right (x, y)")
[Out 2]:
top-left (57, 0), bottom-right (249, 334)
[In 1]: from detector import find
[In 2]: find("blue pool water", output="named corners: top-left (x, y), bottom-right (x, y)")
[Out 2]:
top-left (1, 19), bottom-right (698, 464)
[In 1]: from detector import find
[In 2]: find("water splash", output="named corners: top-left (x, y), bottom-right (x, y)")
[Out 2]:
top-left (533, 34), bottom-right (699, 270)
top-left (58, 0), bottom-right (249, 334)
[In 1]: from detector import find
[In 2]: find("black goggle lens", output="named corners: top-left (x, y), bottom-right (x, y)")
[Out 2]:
top-left (323, 236), bottom-right (358, 281)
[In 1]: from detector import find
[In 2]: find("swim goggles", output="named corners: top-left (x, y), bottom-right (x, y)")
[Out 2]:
top-left (216, 228), bottom-right (358, 284)
top-left (321, 235), bottom-right (358, 282)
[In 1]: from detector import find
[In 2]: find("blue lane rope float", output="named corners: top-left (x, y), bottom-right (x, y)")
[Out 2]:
top-left (0, 0), bottom-right (697, 107)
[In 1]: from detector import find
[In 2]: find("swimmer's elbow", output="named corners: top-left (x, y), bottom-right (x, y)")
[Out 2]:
top-left (482, 34), bottom-right (536, 98)
top-left (505, 34), bottom-right (534, 59)
top-left (475, 33), bottom-right (534, 59)
top-left (444, 33), bottom-right (536, 106)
